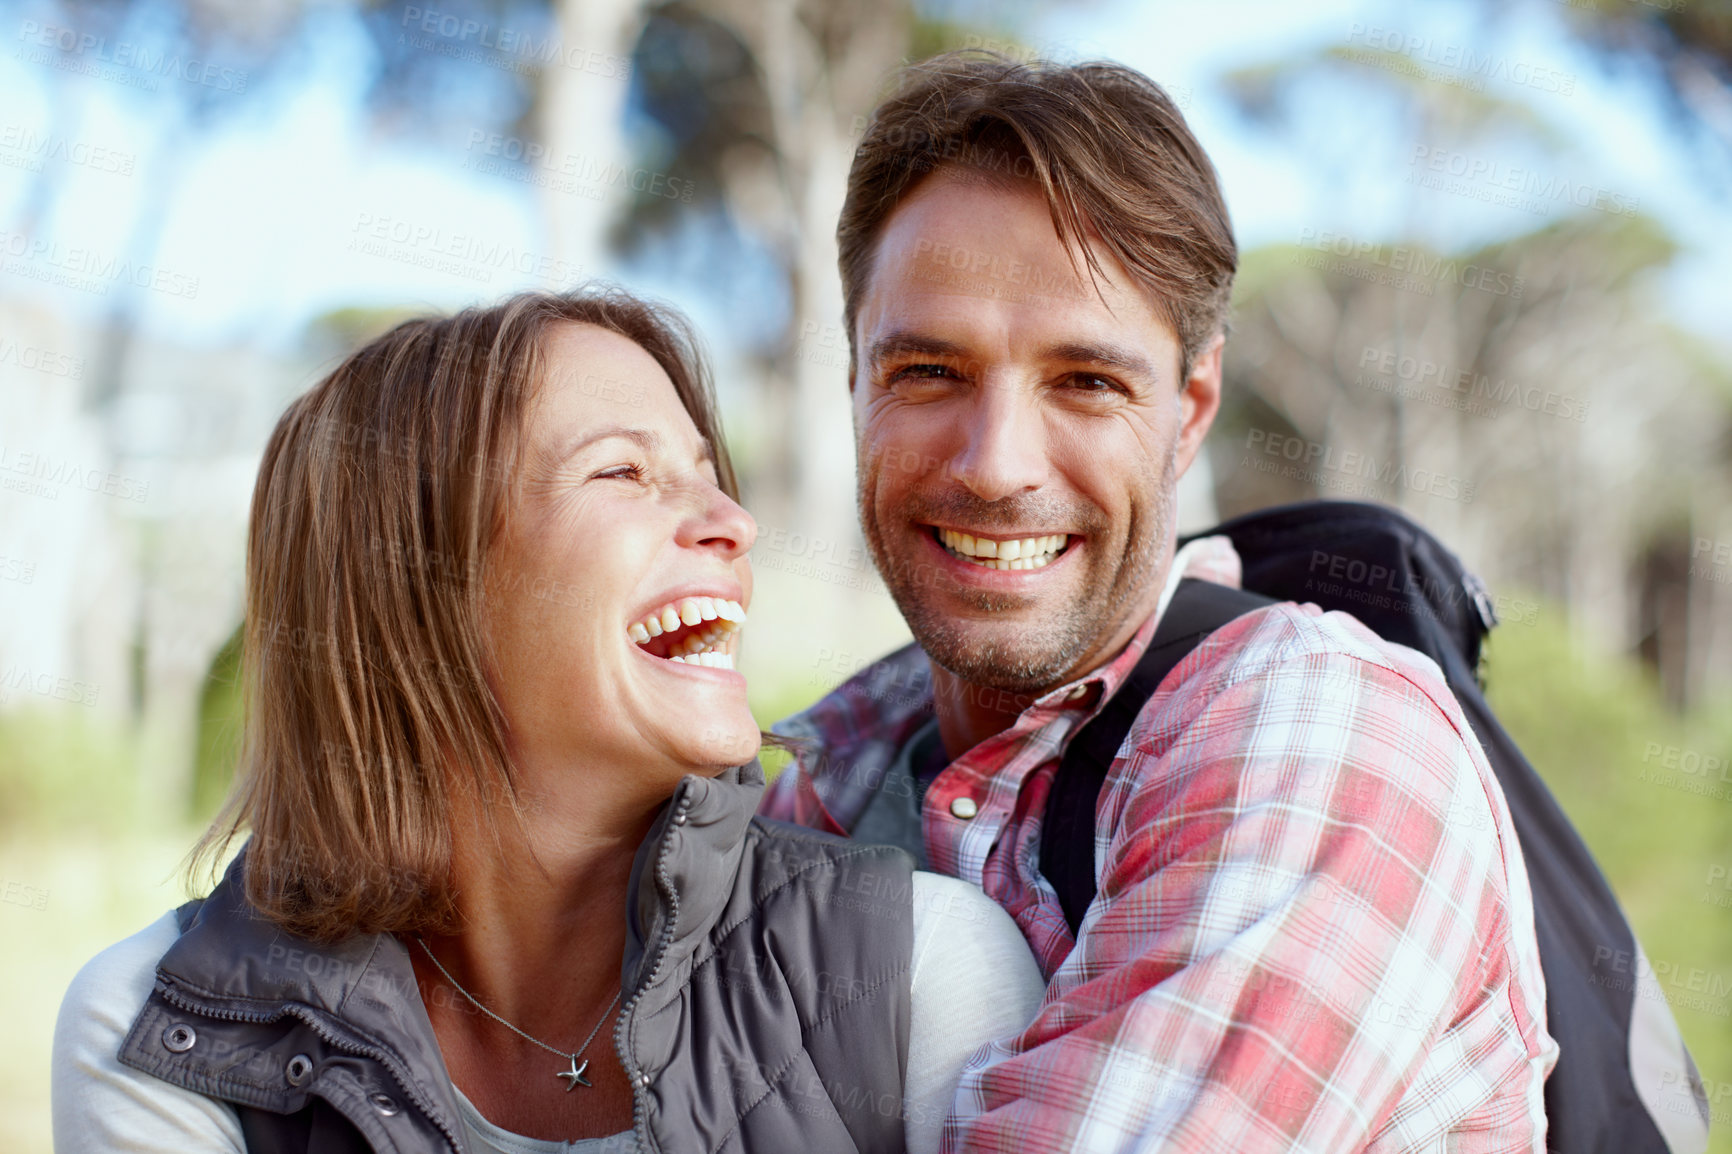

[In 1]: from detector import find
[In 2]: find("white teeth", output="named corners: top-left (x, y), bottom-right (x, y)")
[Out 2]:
top-left (628, 598), bottom-right (749, 658)
top-left (938, 528), bottom-right (1068, 569)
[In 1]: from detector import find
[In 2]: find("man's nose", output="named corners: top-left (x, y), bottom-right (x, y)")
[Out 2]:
top-left (946, 380), bottom-right (1049, 502)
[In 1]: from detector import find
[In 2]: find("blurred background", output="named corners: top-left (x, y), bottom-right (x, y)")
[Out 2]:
top-left (3, 0), bottom-right (1730, 1148)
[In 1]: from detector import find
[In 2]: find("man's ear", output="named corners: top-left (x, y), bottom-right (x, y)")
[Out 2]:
top-left (1174, 331), bottom-right (1224, 480)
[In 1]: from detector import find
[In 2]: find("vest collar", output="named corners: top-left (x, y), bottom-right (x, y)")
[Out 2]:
top-left (147, 763), bottom-right (768, 1139)
top-left (622, 761), bottom-right (764, 998)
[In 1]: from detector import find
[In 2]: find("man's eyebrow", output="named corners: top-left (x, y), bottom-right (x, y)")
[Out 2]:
top-left (865, 331), bottom-right (974, 369)
top-left (1042, 341), bottom-right (1161, 382)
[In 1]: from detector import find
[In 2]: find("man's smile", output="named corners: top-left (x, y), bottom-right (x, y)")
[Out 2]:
top-left (930, 526), bottom-right (1074, 571)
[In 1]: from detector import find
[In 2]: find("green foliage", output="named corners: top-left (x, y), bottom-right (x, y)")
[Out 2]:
top-left (191, 627), bottom-right (245, 821)
top-left (0, 710), bottom-right (136, 834)
top-left (1485, 601), bottom-right (1732, 1139)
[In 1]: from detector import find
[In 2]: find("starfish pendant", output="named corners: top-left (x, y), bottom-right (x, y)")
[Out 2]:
top-left (556, 1055), bottom-right (592, 1091)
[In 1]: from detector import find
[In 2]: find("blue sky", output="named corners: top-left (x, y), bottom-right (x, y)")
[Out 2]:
top-left (0, 0), bottom-right (1725, 360)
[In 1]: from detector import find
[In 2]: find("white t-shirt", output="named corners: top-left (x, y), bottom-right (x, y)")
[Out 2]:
top-left (53, 872), bottom-right (1045, 1154)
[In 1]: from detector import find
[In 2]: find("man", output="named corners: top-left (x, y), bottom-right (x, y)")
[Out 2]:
top-left (760, 52), bottom-right (1558, 1151)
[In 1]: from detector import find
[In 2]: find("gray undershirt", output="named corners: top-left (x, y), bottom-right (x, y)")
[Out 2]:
top-left (850, 715), bottom-right (945, 868)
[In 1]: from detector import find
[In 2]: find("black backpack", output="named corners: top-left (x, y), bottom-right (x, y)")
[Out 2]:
top-left (1040, 499), bottom-right (1708, 1153)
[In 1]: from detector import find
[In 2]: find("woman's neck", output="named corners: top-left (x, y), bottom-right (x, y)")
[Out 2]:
top-left (429, 788), bottom-right (655, 1025)
top-left (412, 780), bottom-right (656, 1139)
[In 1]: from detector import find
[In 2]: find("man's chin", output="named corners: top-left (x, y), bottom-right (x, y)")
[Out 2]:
top-left (906, 615), bottom-right (1081, 695)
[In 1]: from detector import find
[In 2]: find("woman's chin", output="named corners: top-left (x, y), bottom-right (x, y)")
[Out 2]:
top-left (682, 721), bottom-right (761, 769)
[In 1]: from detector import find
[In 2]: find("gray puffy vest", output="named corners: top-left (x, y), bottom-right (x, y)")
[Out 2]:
top-left (117, 764), bottom-right (915, 1153)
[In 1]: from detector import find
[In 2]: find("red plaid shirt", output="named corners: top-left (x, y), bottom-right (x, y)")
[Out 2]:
top-left (761, 538), bottom-right (1556, 1152)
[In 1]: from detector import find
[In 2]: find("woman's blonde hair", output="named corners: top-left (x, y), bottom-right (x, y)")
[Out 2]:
top-left (193, 286), bottom-right (736, 943)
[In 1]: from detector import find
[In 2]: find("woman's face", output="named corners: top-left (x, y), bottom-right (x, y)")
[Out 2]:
top-left (484, 322), bottom-right (759, 802)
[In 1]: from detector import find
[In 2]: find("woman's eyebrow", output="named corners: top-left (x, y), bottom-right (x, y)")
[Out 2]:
top-left (551, 425), bottom-right (662, 464)
top-left (551, 424), bottom-right (716, 473)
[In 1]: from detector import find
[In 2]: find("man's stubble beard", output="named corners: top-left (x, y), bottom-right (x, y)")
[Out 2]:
top-left (858, 444), bottom-right (1178, 696)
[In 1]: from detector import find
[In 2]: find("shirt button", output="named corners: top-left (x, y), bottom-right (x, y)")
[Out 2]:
top-left (949, 796), bottom-right (979, 820)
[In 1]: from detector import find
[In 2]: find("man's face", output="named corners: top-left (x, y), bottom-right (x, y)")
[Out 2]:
top-left (851, 169), bottom-right (1222, 693)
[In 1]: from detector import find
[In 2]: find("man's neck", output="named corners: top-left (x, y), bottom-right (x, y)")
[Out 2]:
top-left (927, 595), bottom-right (1165, 762)
top-left (929, 664), bottom-right (1038, 760)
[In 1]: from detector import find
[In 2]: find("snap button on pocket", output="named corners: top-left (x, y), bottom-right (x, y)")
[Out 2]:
top-left (369, 1092), bottom-right (399, 1116)
top-left (162, 1024), bottom-right (197, 1053)
top-left (285, 1054), bottom-right (313, 1086)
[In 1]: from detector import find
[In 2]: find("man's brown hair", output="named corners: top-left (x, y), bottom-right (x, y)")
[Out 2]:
top-left (192, 286), bottom-right (736, 943)
top-left (838, 51), bottom-right (1237, 375)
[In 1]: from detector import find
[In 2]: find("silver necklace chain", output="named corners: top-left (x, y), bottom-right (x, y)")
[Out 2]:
top-left (414, 937), bottom-right (620, 1090)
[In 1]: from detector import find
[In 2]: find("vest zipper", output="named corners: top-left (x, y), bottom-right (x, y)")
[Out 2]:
top-left (155, 981), bottom-right (466, 1154)
top-left (614, 788), bottom-right (691, 1154)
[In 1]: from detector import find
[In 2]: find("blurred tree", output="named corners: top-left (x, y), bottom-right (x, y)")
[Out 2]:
top-left (608, 0), bottom-right (912, 536)
top-left (1221, 34), bottom-right (1732, 705)
top-left (4, 0), bottom-right (570, 818)
top-left (1504, 0), bottom-right (1732, 159)
top-left (1220, 213), bottom-right (1732, 705)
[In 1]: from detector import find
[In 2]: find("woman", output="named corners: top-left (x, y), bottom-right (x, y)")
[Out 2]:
top-left (52, 288), bottom-right (1045, 1153)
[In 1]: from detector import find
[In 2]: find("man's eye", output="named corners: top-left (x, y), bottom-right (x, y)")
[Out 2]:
top-left (1064, 373), bottom-right (1123, 396)
top-left (890, 363), bottom-right (957, 382)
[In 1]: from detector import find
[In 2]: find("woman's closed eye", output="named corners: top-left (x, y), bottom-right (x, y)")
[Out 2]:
top-left (592, 463), bottom-right (644, 481)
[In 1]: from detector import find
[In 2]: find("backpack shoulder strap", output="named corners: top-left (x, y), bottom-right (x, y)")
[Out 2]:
top-left (1040, 578), bottom-right (1275, 935)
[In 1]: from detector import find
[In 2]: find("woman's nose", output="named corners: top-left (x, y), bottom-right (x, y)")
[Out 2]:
top-left (691, 487), bottom-right (757, 560)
